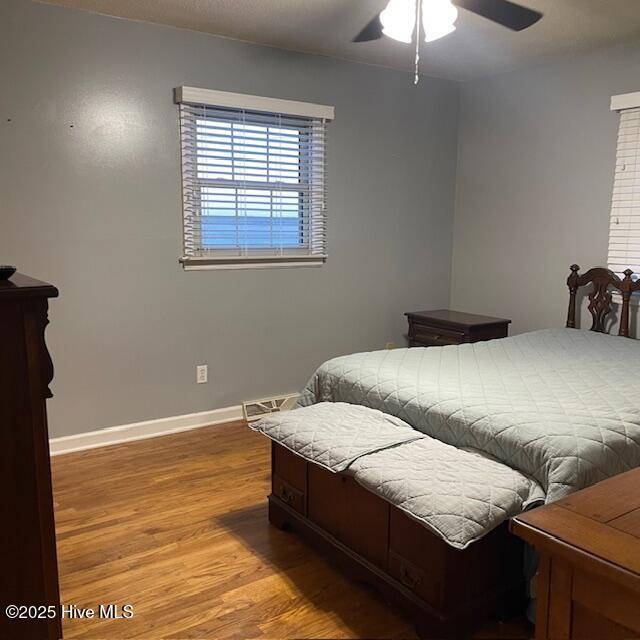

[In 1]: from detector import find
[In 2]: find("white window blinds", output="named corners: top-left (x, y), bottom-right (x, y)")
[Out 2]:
top-left (176, 87), bottom-right (333, 270)
top-left (608, 101), bottom-right (640, 276)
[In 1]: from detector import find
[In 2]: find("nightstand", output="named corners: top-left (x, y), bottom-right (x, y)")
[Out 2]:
top-left (510, 469), bottom-right (640, 640)
top-left (405, 309), bottom-right (511, 347)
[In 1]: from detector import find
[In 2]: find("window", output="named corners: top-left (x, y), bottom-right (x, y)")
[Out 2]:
top-left (608, 93), bottom-right (640, 277)
top-left (175, 87), bottom-right (333, 270)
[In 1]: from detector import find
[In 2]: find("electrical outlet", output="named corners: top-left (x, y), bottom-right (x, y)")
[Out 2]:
top-left (196, 364), bottom-right (208, 384)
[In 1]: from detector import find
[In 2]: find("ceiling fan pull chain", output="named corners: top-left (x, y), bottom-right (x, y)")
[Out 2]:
top-left (414, 0), bottom-right (422, 84)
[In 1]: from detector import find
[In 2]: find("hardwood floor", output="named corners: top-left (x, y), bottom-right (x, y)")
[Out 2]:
top-left (51, 421), bottom-right (532, 639)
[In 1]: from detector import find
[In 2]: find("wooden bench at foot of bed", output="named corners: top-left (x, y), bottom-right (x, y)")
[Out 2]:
top-left (269, 442), bottom-right (526, 639)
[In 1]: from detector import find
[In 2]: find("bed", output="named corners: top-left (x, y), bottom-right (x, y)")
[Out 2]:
top-left (256, 265), bottom-right (640, 638)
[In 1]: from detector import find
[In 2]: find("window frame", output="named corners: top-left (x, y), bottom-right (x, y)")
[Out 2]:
top-left (175, 87), bottom-right (333, 271)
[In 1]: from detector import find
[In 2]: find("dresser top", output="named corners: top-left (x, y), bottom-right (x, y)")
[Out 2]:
top-left (404, 309), bottom-right (511, 328)
top-left (0, 273), bottom-right (58, 300)
top-left (511, 468), bottom-right (640, 578)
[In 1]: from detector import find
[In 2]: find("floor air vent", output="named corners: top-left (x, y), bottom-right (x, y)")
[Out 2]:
top-left (243, 394), bottom-right (299, 422)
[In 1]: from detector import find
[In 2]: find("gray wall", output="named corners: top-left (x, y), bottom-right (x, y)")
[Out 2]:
top-left (451, 41), bottom-right (640, 335)
top-left (0, 0), bottom-right (460, 437)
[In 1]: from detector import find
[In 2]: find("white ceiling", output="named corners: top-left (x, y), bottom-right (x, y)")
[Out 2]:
top-left (38, 0), bottom-right (640, 81)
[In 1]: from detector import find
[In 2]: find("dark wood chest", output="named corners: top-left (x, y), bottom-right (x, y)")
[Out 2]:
top-left (270, 443), bottom-right (525, 637)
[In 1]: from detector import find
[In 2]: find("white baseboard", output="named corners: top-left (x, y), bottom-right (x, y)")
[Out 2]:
top-left (49, 405), bottom-right (244, 456)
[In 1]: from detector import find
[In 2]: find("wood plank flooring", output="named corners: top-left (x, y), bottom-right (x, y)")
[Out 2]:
top-left (51, 421), bottom-right (532, 639)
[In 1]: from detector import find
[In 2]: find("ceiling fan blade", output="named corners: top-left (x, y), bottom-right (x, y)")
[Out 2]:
top-left (353, 14), bottom-right (384, 42)
top-left (453, 0), bottom-right (542, 31)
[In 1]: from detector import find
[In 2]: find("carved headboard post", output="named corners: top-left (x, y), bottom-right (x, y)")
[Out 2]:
top-left (618, 269), bottom-right (635, 338)
top-left (566, 264), bottom-right (580, 329)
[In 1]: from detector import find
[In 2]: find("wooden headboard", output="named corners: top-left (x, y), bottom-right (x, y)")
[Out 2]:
top-left (566, 264), bottom-right (640, 338)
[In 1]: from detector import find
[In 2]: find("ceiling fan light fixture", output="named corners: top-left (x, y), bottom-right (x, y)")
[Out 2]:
top-left (380, 0), bottom-right (416, 44)
top-left (424, 21), bottom-right (457, 42)
top-left (422, 0), bottom-right (458, 42)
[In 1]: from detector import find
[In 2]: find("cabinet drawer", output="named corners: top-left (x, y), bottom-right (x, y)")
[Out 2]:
top-left (272, 443), bottom-right (307, 515)
top-left (272, 442), bottom-right (306, 492)
top-left (273, 475), bottom-right (306, 515)
top-left (410, 325), bottom-right (465, 347)
top-left (388, 549), bottom-right (443, 607)
top-left (387, 509), bottom-right (517, 612)
top-left (572, 570), bottom-right (640, 635)
top-left (388, 508), bottom-right (447, 609)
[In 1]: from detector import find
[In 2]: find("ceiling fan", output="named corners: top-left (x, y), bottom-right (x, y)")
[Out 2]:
top-left (353, 0), bottom-right (543, 83)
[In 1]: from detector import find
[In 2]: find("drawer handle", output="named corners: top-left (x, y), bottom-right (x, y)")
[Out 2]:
top-left (400, 564), bottom-right (421, 589)
top-left (279, 486), bottom-right (292, 504)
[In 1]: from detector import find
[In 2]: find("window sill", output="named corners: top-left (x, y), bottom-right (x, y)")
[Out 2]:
top-left (180, 255), bottom-right (326, 271)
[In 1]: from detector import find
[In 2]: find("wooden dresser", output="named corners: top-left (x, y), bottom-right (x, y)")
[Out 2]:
top-left (0, 274), bottom-right (61, 640)
top-left (511, 469), bottom-right (640, 640)
top-left (405, 309), bottom-right (511, 347)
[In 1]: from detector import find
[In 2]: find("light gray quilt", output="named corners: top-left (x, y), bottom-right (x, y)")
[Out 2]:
top-left (299, 329), bottom-right (640, 503)
top-left (251, 402), bottom-right (423, 472)
top-left (350, 439), bottom-right (544, 549)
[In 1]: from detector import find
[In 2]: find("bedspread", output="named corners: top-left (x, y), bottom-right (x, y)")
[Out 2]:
top-left (299, 329), bottom-right (640, 502)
